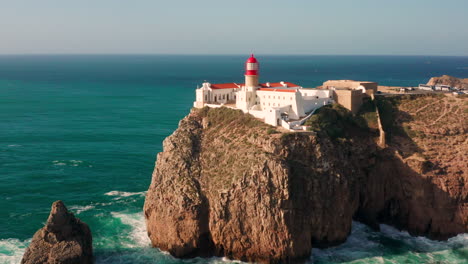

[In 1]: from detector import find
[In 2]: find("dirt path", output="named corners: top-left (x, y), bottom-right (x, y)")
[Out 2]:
top-left (430, 99), bottom-right (452, 126)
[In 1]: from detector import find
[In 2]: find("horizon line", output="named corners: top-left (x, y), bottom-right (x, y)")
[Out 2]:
top-left (0, 53), bottom-right (467, 57)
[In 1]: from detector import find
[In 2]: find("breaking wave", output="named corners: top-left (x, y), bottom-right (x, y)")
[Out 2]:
top-left (312, 222), bottom-right (468, 264)
top-left (0, 238), bottom-right (29, 264)
top-left (68, 205), bottom-right (95, 214)
top-left (3, 214), bottom-right (466, 264)
top-left (104, 191), bottom-right (146, 198)
top-left (109, 212), bottom-right (151, 248)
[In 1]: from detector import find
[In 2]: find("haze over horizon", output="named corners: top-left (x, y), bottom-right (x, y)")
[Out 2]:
top-left (1, 0), bottom-right (468, 56)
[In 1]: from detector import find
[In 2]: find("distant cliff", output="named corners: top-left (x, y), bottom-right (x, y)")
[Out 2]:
top-left (144, 96), bottom-right (467, 263)
top-left (427, 75), bottom-right (468, 89)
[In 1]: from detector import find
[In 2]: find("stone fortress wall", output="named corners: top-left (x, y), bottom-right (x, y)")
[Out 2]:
top-left (323, 80), bottom-right (378, 114)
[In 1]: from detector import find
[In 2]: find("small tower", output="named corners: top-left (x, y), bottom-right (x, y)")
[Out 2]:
top-left (245, 54), bottom-right (259, 88)
top-left (237, 54), bottom-right (260, 111)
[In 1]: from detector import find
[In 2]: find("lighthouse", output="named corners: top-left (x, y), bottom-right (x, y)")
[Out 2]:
top-left (245, 54), bottom-right (259, 88)
top-left (236, 54), bottom-right (260, 110)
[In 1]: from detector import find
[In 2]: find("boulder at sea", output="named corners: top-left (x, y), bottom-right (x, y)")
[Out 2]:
top-left (21, 200), bottom-right (93, 264)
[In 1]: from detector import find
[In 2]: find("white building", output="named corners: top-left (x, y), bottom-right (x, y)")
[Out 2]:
top-left (419, 84), bottom-right (435, 91)
top-left (194, 54), bottom-right (333, 127)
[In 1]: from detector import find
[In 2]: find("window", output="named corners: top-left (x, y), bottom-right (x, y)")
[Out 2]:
top-left (246, 63), bottom-right (258, 70)
top-left (283, 96), bottom-right (285, 100)
top-left (205, 95), bottom-right (207, 101)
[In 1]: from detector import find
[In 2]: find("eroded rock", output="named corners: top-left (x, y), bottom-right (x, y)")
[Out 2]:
top-left (21, 201), bottom-right (93, 264)
top-left (144, 103), bottom-right (467, 263)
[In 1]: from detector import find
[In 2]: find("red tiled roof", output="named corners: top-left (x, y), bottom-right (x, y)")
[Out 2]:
top-left (257, 88), bottom-right (297, 93)
top-left (259, 82), bottom-right (300, 88)
top-left (210, 83), bottom-right (241, 89)
top-left (209, 82), bottom-right (300, 89)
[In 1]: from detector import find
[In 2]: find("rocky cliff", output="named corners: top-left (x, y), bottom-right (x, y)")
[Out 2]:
top-left (427, 75), bottom-right (468, 89)
top-left (21, 201), bottom-right (93, 264)
top-left (144, 96), bottom-right (467, 263)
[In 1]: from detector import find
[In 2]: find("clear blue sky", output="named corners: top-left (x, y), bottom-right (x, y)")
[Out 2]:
top-left (1, 0), bottom-right (467, 55)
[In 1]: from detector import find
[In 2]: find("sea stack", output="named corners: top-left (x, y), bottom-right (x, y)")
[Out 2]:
top-left (21, 201), bottom-right (93, 264)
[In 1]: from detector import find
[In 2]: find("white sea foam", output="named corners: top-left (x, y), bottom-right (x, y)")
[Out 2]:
top-left (104, 191), bottom-right (146, 198)
top-left (7, 144), bottom-right (21, 148)
top-left (70, 160), bottom-right (83, 167)
top-left (312, 221), bottom-right (468, 264)
top-left (110, 212), bottom-right (151, 248)
top-left (52, 160), bottom-right (67, 166)
top-left (68, 205), bottom-right (95, 214)
top-left (52, 160), bottom-right (85, 167)
top-left (380, 223), bottom-right (468, 252)
top-left (0, 238), bottom-right (29, 264)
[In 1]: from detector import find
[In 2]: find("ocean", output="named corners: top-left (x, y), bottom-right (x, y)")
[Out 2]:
top-left (0, 55), bottom-right (467, 264)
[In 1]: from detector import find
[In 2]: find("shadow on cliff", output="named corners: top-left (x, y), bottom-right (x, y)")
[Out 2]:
top-left (286, 100), bottom-right (465, 255)
top-left (304, 97), bottom-right (467, 262)
top-left (144, 104), bottom-right (466, 264)
top-left (355, 96), bottom-right (466, 242)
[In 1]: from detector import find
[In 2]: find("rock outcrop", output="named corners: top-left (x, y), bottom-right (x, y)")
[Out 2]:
top-left (21, 201), bottom-right (93, 264)
top-left (427, 75), bottom-right (468, 89)
top-left (144, 98), bottom-right (467, 263)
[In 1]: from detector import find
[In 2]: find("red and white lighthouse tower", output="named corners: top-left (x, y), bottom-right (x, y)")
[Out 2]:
top-left (245, 54), bottom-right (259, 88)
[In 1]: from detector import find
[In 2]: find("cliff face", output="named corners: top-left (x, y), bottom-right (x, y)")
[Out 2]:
top-left (358, 94), bottom-right (467, 239)
top-left (427, 75), bottom-right (468, 89)
top-left (144, 98), bottom-right (467, 263)
top-left (22, 201), bottom-right (93, 264)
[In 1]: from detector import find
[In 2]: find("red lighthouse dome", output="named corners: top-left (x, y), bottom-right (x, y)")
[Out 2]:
top-left (245, 54), bottom-right (259, 76)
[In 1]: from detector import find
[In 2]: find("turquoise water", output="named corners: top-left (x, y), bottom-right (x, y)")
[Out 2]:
top-left (1, 55), bottom-right (467, 263)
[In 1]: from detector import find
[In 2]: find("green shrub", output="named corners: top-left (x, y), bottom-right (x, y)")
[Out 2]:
top-left (266, 128), bottom-right (279, 135)
top-left (375, 97), bottom-right (399, 136)
top-left (197, 107), bottom-right (266, 129)
top-left (304, 104), bottom-right (361, 139)
top-left (357, 99), bottom-right (378, 129)
top-left (403, 125), bottom-right (417, 138)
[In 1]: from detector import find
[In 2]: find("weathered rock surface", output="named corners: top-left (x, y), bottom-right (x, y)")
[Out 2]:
top-left (21, 201), bottom-right (93, 264)
top-left (427, 75), bottom-right (468, 89)
top-left (144, 98), bottom-right (467, 263)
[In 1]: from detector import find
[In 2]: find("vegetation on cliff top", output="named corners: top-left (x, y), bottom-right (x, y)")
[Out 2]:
top-left (375, 93), bottom-right (467, 177)
top-left (192, 106), bottom-right (278, 190)
top-left (304, 103), bottom-right (372, 139)
top-left (196, 106), bottom-right (268, 129)
top-left (375, 94), bottom-right (445, 141)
